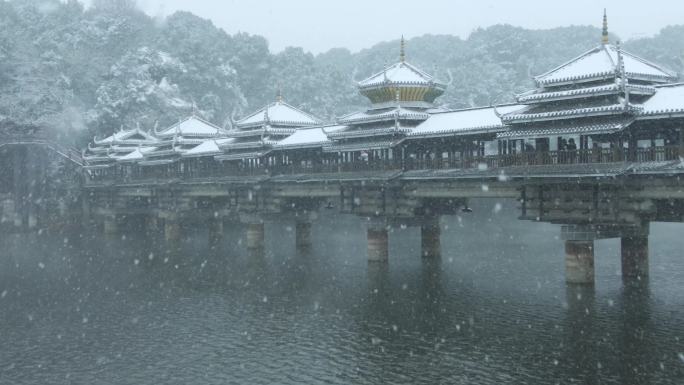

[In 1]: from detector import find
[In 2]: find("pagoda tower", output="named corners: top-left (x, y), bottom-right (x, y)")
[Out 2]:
top-left (498, 10), bottom-right (677, 151)
top-left (325, 37), bottom-right (447, 160)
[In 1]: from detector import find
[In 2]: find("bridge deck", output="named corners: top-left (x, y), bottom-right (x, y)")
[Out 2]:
top-left (83, 159), bottom-right (684, 188)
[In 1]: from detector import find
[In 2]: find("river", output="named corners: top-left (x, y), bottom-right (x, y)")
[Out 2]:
top-left (1, 200), bottom-right (682, 384)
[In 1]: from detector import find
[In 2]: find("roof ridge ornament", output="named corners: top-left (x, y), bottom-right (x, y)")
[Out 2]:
top-left (616, 40), bottom-right (630, 109)
top-left (602, 9), bottom-right (609, 45)
top-left (400, 35), bottom-right (405, 63)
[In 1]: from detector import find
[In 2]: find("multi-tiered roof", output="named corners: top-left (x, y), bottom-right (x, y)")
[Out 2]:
top-left (83, 126), bottom-right (158, 170)
top-left (138, 116), bottom-right (227, 165)
top-left (499, 10), bottom-right (678, 139)
top-left (83, 116), bottom-right (228, 168)
top-left (325, 37), bottom-right (446, 153)
top-left (215, 93), bottom-right (321, 161)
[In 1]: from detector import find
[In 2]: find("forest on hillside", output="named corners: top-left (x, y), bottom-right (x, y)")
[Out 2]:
top-left (1, 0), bottom-right (683, 143)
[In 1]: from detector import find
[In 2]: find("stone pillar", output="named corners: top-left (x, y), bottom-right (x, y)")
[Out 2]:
top-left (367, 226), bottom-right (389, 262)
top-left (145, 215), bottom-right (159, 236)
top-left (164, 216), bottom-right (181, 243)
top-left (103, 215), bottom-right (118, 237)
top-left (208, 216), bottom-right (224, 246)
top-left (621, 236), bottom-right (648, 280)
top-left (246, 222), bottom-right (265, 250)
top-left (421, 218), bottom-right (441, 258)
top-left (565, 240), bottom-right (594, 284)
top-left (295, 221), bottom-right (312, 249)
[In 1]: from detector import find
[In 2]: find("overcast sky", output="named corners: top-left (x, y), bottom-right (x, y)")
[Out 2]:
top-left (101, 0), bottom-right (682, 53)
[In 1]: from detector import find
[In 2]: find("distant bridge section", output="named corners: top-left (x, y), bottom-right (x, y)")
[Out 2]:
top-left (0, 131), bottom-right (84, 230)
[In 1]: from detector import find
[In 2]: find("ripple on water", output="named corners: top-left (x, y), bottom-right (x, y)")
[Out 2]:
top-left (0, 205), bottom-right (683, 384)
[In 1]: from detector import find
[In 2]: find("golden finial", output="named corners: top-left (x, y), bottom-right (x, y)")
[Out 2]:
top-left (276, 83), bottom-right (283, 103)
top-left (602, 9), bottom-right (609, 45)
top-left (400, 35), bottom-right (405, 63)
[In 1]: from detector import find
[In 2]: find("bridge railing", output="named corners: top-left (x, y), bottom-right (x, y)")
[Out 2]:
top-left (84, 145), bottom-right (683, 185)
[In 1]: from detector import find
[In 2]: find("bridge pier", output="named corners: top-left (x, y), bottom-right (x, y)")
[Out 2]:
top-left (208, 216), bottom-right (224, 246)
top-left (145, 215), bottom-right (159, 236)
top-left (565, 240), bottom-right (594, 285)
top-left (246, 222), bottom-right (265, 250)
top-left (420, 217), bottom-right (441, 258)
top-left (621, 236), bottom-right (649, 280)
top-left (295, 221), bottom-right (312, 249)
top-left (103, 215), bottom-right (119, 238)
top-left (162, 214), bottom-right (181, 251)
top-left (293, 211), bottom-right (317, 249)
top-left (367, 221), bottom-right (389, 263)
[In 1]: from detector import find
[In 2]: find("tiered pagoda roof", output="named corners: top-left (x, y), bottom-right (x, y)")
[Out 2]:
top-left (500, 10), bottom-right (678, 138)
top-left (325, 37), bottom-right (444, 152)
top-left (139, 116), bottom-right (227, 165)
top-left (533, 44), bottom-right (676, 87)
top-left (83, 126), bottom-right (159, 169)
top-left (358, 37), bottom-right (446, 110)
top-left (215, 95), bottom-right (322, 161)
top-left (83, 116), bottom-right (229, 168)
top-left (235, 98), bottom-right (320, 129)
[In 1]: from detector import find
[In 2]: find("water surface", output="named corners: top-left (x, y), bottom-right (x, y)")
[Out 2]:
top-left (1, 201), bottom-right (683, 384)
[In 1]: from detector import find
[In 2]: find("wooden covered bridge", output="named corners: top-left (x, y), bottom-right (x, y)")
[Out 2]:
top-left (3, 17), bottom-right (684, 286)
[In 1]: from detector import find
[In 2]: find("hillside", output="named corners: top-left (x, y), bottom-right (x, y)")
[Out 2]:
top-left (0, 0), bottom-right (682, 142)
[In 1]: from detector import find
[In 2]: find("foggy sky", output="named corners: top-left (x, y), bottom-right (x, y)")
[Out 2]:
top-left (94, 0), bottom-right (683, 53)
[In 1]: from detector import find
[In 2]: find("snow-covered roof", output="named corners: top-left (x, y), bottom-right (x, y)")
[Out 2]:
top-left (182, 138), bottom-right (235, 157)
top-left (236, 101), bottom-right (321, 129)
top-left (409, 105), bottom-right (525, 137)
top-left (322, 138), bottom-right (405, 153)
top-left (639, 83), bottom-right (684, 118)
top-left (339, 107), bottom-right (430, 125)
top-left (156, 116), bottom-right (225, 138)
top-left (327, 125), bottom-right (410, 140)
top-left (275, 125), bottom-right (346, 149)
top-left (497, 119), bottom-right (632, 139)
top-left (535, 44), bottom-right (677, 86)
top-left (503, 104), bottom-right (640, 123)
top-left (226, 127), bottom-right (296, 139)
top-left (94, 127), bottom-right (157, 145)
top-left (215, 151), bottom-right (272, 161)
top-left (115, 146), bottom-right (158, 162)
top-left (358, 61), bottom-right (444, 88)
top-left (517, 83), bottom-right (656, 104)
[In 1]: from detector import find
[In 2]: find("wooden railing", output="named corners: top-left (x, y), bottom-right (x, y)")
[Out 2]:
top-left (0, 134), bottom-right (85, 166)
top-left (85, 146), bottom-right (684, 185)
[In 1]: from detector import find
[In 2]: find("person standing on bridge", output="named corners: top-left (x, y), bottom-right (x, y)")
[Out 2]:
top-left (567, 138), bottom-right (577, 164)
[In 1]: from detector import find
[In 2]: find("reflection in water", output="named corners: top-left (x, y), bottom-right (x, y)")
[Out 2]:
top-left (618, 279), bottom-right (653, 385)
top-left (0, 201), bottom-right (683, 384)
top-left (563, 284), bottom-right (599, 383)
